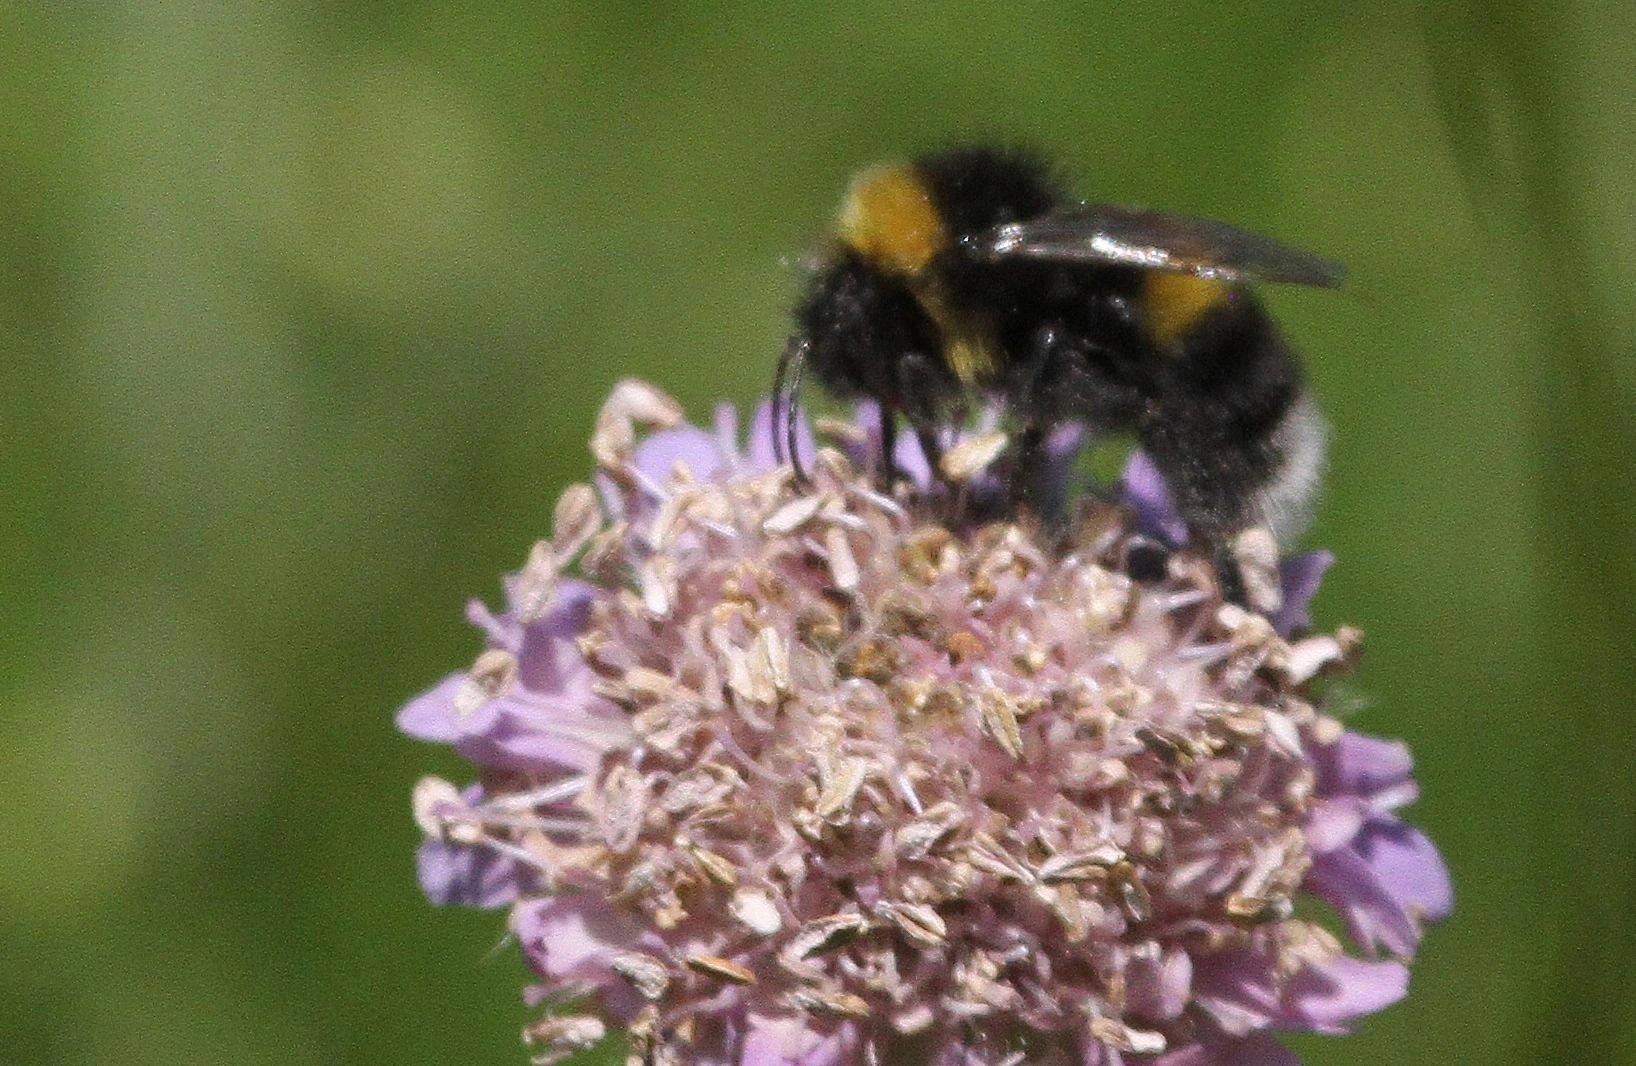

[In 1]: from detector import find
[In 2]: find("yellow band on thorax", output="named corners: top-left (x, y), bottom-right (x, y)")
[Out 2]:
top-left (836, 164), bottom-right (947, 277)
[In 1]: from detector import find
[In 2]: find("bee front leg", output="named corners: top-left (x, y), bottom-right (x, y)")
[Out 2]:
top-left (896, 350), bottom-right (958, 483)
top-left (877, 404), bottom-right (900, 484)
top-left (875, 402), bottom-right (942, 489)
top-left (914, 426), bottom-right (946, 481)
top-left (1211, 539), bottom-right (1250, 607)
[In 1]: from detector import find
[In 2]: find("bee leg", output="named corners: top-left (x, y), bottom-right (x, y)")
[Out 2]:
top-left (1211, 539), bottom-right (1249, 606)
top-left (878, 404), bottom-right (900, 485)
top-left (915, 425), bottom-right (945, 481)
top-left (896, 350), bottom-right (957, 483)
top-left (1007, 424), bottom-right (1049, 512)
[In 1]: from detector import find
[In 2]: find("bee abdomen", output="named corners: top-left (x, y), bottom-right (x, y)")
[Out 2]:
top-left (1139, 293), bottom-right (1321, 543)
top-left (1248, 389), bottom-right (1326, 542)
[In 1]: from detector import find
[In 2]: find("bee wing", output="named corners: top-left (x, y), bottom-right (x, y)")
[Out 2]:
top-left (968, 203), bottom-right (1344, 288)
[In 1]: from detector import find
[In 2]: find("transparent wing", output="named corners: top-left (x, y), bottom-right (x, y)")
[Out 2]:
top-left (967, 203), bottom-right (1344, 287)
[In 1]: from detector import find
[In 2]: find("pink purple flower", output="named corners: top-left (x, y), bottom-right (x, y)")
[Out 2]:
top-left (399, 381), bottom-right (1449, 1066)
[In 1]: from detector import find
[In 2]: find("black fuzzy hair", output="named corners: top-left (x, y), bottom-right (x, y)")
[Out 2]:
top-left (914, 144), bottom-right (1064, 238)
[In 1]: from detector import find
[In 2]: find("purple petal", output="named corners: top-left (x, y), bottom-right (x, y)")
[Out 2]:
top-left (1121, 451), bottom-right (1188, 544)
top-left (523, 578), bottom-right (596, 634)
top-left (512, 893), bottom-right (644, 985)
top-left (451, 693), bottom-right (628, 772)
top-left (1151, 1045), bottom-right (1213, 1066)
top-left (634, 424), bottom-right (727, 482)
top-left (821, 399), bottom-right (877, 472)
top-left (841, 400), bottom-right (934, 486)
top-left (465, 597), bottom-right (520, 650)
top-left (1026, 423), bottom-right (1090, 519)
top-left (891, 425), bottom-right (934, 486)
top-left (1127, 946), bottom-right (1192, 1021)
top-left (1270, 550), bottom-right (1333, 637)
top-left (1304, 797), bottom-right (1367, 854)
top-left (416, 838), bottom-right (526, 908)
top-left (1192, 949), bottom-right (1281, 1035)
top-left (1283, 955), bottom-right (1409, 1033)
top-left (396, 673), bottom-right (503, 744)
top-left (1314, 732), bottom-right (1415, 804)
top-left (401, 584), bottom-right (599, 748)
top-left (714, 401), bottom-right (741, 460)
top-left (739, 1016), bottom-right (856, 1066)
top-left (931, 1043), bottom-right (1021, 1066)
top-left (1152, 1032), bottom-right (1300, 1066)
top-left (1117, 453), bottom-right (1336, 634)
top-left (1045, 421), bottom-right (1089, 467)
top-left (1305, 844), bottom-right (1423, 958)
top-left (512, 580), bottom-right (595, 692)
top-left (1356, 820), bottom-right (1454, 923)
top-left (1074, 1040), bottom-right (1118, 1066)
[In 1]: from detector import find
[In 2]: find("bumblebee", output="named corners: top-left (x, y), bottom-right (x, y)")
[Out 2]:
top-left (776, 145), bottom-right (1340, 602)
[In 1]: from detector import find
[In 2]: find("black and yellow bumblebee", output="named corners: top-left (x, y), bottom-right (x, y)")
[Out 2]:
top-left (776, 144), bottom-right (1340, 602)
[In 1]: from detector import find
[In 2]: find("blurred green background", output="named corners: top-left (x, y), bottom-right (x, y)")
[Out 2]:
top-left (4, 2), bottom-right (1633, 1064)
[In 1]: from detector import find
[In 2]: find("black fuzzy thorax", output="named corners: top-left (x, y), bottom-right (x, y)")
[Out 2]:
top-left (915, 145), bottom-right (1062, 237)
top-left (916, 147), bottom-right (1158, 417)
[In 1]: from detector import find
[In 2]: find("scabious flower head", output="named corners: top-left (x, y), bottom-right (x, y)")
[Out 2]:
top-left (399, 380), bottom-right (1450, 1066)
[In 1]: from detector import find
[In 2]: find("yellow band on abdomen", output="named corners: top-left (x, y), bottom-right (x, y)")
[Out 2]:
top-left (1142, 272), bottom-right (1230, 348)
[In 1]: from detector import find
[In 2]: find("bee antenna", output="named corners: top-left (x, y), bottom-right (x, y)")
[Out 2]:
top-left (773, 336), bottom-right (812, 486)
